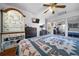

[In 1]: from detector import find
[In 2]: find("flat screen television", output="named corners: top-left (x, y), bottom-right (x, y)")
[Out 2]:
top-left (32, 18), bottom-right (39, 23)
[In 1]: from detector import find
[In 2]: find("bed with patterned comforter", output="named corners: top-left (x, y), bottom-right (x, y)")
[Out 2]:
top-left (18, 34), bottom-right (79, 56)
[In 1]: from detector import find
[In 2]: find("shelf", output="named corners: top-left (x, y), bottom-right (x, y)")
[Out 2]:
top-left (0, 31), bottom-right (25, 34)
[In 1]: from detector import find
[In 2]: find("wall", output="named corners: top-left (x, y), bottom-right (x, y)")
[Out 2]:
top-left (46, 22), bottom-right (53, 33)
top-left (25, 12), bottom-right (45, 37)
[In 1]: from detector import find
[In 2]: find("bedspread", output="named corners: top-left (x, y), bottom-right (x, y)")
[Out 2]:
top-left (18, 34), bottom-right (79, 56)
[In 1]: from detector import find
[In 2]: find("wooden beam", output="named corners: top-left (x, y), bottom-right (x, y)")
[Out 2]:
top-left (1, 8), bottom-right (26, 17)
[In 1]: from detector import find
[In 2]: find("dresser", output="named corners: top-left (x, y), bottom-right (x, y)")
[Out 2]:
top-left (25, 27), bottom-right (37, 38)
top-left (40, 30), bottom-right (48, 36)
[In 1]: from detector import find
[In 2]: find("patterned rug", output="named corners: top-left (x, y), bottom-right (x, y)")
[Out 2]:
top-left (18, 34), bottom-right (79, 56)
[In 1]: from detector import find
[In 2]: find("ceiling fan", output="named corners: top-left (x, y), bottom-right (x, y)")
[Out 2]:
top-left (43, 3), bottom-right (66, 14)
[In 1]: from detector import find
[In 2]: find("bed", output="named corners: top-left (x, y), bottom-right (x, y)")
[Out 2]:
top-left (18, 34), bottom-right (79, 56)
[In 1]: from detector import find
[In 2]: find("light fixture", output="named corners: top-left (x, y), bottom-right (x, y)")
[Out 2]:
top-left (49, 6), bottom-right (56, 14)
top-left (49, 7), bottom-right (52, 12)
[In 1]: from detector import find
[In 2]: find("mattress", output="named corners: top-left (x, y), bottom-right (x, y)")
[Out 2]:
top-left (18, 34), bottom-right (79, 56)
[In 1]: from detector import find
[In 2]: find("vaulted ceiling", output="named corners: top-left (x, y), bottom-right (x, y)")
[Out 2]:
top-left (0, 3), bottom-right (79, 20)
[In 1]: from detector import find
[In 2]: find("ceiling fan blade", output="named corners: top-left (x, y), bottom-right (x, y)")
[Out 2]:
top-left (43, 3), bottom-right (57, 7)
top-left (43, 9), bottom-right (49, 14)
top-left (55, 5), bottom-right (66, 8)
top-left (43, 4), bottom-right (51, 6)
top-left (50, 3), bottom-right (57, 5)
top-left (54, 3), bottom-right (57, 5)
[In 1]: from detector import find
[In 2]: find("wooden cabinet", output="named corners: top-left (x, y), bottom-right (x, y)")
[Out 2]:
top-left (25, 27), bottom-right (37, 38)
top-left (40, 30), bottom-right (48, 36)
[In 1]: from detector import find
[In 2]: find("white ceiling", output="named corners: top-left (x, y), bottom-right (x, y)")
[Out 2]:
top-left (44, 3), bottom-right (79, 18)
top-left (0, 3), bottom-right (79, 20)
top-left (5, 3), bottom-right (47, 15)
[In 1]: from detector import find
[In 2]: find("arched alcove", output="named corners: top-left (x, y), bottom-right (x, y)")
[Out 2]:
top-left (2, 8), bottom-right (25, 32)
top-left (0, 8), bottom-right (26, 51)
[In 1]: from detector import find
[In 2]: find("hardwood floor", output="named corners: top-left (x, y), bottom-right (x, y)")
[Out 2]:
top-left (0, 47), bottom-right (16, 56)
